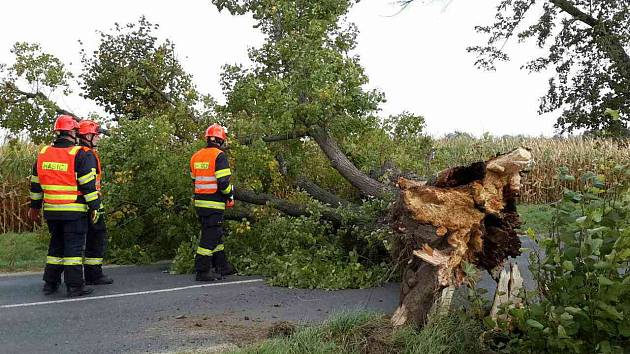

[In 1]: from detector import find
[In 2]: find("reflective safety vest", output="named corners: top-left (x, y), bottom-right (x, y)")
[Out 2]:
top-left (82, 146), bottom-right (102, 191)
top-left (190, 147), bottom-right (221, 194)
top-left (36, 145), bottom-right (87, 212)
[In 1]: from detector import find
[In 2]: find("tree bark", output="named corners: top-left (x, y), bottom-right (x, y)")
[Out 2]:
top-left (309, 126), bottom-right (394, 198)
top-left (233, 188), bottom-right (342, 225)
top-left (276, 154), bottom-right (354, 208)
top-left (390, 148), bottom-right (532, 326)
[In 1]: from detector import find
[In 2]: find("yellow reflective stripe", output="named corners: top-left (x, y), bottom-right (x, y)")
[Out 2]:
top-left (43, 193), bottom-right (77, 201)
top-left (39, 146), bottom-right (50, 154)
top-left (84, 258), bottom-right (103, 265)
top-left (196, 246), bottom-right (212, 256)
top-left (221, 184), bottom-right (233, 194)
top-left (77, 171), bottom-right (96, 185)
top-left (194, 200), bottom-right (226, 210)
top-left (30, 192), bottom-right (43, 200)
top-left (41, 185), bottom-right (78, 191)
top-left (84, 191), bottom-right (99, 202)
top-left (196, 244), bottom-right (225, 256)
top-left (30, 175), bottom-right (40, 183)
top-left (69, 146), bottom-right (82, 155)
top-left (215, 168), bottom-right (231, 178)
top-left (46, 256), bottom-right (64, 265)
top-left (64, 257), bottom-right (83, 265)
top-left (43, 203), bottom-right (88, 212)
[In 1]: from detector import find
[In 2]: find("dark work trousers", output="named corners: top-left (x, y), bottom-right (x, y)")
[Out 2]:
top-left (194, 212), bottom-right (224, 273)
top-left (43, 216), bottom-right (88, 287)
top-left (84, 216), bottom-right (107, 281)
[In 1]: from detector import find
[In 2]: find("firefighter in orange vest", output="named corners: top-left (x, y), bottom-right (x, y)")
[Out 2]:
top-left (190, 124), bottom-right (236, 281)
top-left (78, 120), bottom-right (113, 285)
top-left (28, 115), bottom-right (102, 297)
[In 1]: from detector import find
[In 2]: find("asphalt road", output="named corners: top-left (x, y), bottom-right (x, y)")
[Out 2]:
top-left (0, 264), bottom-right (400, 354)
top-left (0, 237), bottom-right (536, 354)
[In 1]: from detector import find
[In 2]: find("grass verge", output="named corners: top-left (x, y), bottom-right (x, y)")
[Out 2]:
top-left (228, 311), bottom-right (484, 354)
top-left (0, 232), bottom-right (47, 272)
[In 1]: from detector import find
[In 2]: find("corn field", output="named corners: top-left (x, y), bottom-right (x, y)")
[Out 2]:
top-left (430, 135), bottom-right (630, 203)
top-left (0, 136), bottom-right (628, 233)
top-left (0, 139), bottom-right (37, 233)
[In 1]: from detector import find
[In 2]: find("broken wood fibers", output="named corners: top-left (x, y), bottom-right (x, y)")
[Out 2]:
top-left (390, 148), bottom-right (533, 326)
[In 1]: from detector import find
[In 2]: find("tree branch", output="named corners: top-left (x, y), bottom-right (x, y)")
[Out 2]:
top-left (276, 154), bottom-right (355, 208)
top-left (140, 72), bottom-right (199, 122)
top-left (238, 129), bottom-right (309, 145)
top-left (550, 0), bottom-right (630, 78)
top-left (4, 82), bottom-right (79, 119)
top-left (233, 188), bottom-right (342, 225)
top-left (309, 126), bottom-right (395, 198)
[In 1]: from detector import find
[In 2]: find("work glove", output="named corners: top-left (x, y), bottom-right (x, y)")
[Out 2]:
top-left (90, 208), bottom-right (103, 224)
top-left (28, 208), bottom-right (41, 224)
top-left (226, 197), bottom-right (235, 208)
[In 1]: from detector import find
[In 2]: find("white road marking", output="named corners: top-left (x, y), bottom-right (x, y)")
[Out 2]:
top-left (0, 278), bottom-right (264, 309)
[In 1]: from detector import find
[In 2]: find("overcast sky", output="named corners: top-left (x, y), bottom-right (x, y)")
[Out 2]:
top-left (0, 0), bottom-right (557, 137)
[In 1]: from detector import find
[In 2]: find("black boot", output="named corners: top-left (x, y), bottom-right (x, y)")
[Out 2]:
top-left (86, 275), bottom-right (114, 285)
top-left (42, 281), bottom-right (59, 295)
top-left (66, 285), bottom-right (94, 297)
top-left (195, 270), bottom-right (222, 281)
top-left (214, 251), bottom-right (237, 276)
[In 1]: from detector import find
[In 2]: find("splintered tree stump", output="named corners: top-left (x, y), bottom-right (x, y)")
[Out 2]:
top-left (389, 148), bottom-right (533, 326)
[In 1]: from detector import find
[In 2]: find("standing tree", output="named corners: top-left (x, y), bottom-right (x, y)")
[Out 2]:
top-left (467, 0), bottom-right (630, 135)
top-left (0, 42), bottom-right (76, 143)
top-left (80, 17), bottom-right (213, 139)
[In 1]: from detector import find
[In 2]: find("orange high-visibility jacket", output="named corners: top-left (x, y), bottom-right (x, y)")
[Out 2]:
top-left (190, 147), bottom-right (222, 194)
top-left (82, 146), bottom-right (102, 191)
top-left (36, 146), bottom-right (82, 205)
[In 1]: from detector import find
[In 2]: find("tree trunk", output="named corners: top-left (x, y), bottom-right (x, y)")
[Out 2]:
top-left (390, 148), bottom-right (532, 326)
top-left (309, 126), bottom-right (394, 198)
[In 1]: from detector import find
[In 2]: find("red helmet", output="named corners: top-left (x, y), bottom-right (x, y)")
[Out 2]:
top-left (205, 124), bottom-right (227, 140)
top-left (53, 115), bottom-right (79, 132)
top-left (78, 120), bottom-right (100, 135)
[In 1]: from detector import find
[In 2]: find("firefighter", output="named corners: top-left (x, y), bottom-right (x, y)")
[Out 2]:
top-left (189, 123), bottom-right (236, 281)
top-left (78, 120), bottom-right (113, 285)
top-left (28, 115), bottom-right (102, 297)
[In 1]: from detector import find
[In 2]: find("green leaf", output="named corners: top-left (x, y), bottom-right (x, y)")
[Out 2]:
top-left (560, 312), bottom-right (574, 322)
top-left (526, 319), bottom-right (545, 330)
top-left (604, 108), bottom-right (620, 120)
top-left (562, 260), bottom-right (574, 271)
top-left (565, 307), bottom-right (582, 315)
top-left (619, 321), bottom-right (630, 338)
top-left (557, 324), bottom-right (569, 338)
top-left (597, 302), bottom-right (624, 320)
top-left (598, 276), bottom-right (614, 286)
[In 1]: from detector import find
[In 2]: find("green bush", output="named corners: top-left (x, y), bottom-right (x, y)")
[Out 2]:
top-left (490, 165), bottom-right (630, 353)
top-left (224, 209), bottom-right (391, 289)
top-left (99, 116), bottom-right (199, 263)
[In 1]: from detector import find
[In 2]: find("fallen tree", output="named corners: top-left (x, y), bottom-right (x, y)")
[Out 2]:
top-left (390, 148), bottom-right (532, 326)
top-left (233, 125), bottom-right (532, 326)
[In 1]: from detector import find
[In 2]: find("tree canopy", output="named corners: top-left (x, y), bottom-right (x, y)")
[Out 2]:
top-left (0, 42), bottom-right (75, 143)
top-left (467, 0), bottom-right (630, 135)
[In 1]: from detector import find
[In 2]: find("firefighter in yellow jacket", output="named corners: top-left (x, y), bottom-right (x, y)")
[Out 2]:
top-left (189, 124), bottom-right (236, 281)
